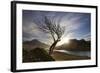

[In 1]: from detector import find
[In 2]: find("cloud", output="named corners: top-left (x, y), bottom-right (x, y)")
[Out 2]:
top-left (82, 33), bottom-right (91, 40)
top-left (23, 10), bottom-right (90, 45)
top-left (60, 14), bottom-right (83, 37)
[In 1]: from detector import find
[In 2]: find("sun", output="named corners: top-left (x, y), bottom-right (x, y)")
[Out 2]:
top-left (57, 37), bottom-right (70, 46)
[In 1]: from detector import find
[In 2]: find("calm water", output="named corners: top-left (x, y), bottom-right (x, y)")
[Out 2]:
top-left (54, 50), bottom-right (90, 57)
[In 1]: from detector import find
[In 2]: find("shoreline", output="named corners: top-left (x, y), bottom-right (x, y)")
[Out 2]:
top-left (51, 51), bottom-right (90, 61)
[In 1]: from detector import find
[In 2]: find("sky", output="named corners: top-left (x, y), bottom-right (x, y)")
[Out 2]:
top-left (22, 10), bottom-right (91, 45)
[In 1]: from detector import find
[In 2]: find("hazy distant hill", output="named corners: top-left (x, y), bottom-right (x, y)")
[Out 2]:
top-left (23, 39), bottom-right (49, 50)
top-left (56, 39), bottom-right (91, 51)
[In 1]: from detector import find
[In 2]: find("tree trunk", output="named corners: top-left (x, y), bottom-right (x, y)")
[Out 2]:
top-left (49, 39), bottom-right (60, 55)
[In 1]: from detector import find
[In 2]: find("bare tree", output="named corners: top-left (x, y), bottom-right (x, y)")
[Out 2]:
top-left (37, 16), bottom-right (65, 55)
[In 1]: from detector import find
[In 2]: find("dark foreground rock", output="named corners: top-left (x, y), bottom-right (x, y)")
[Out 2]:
top-left (23, 48), bottom-right (55, 63)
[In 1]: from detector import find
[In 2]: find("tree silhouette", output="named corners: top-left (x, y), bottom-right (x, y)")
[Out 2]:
top-left (37, 16), bottom-right (65, 55)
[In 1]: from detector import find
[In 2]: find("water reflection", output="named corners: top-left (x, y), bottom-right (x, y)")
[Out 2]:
top-left (54, 50), bottom-right (90, 57)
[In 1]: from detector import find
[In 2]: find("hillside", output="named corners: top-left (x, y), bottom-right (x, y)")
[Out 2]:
top-left (56, 39), bottom-right (91, 51)
top-left (23, 39), bottom-right (49, 50)
top-left (23, 48), bottom-right (55, 62)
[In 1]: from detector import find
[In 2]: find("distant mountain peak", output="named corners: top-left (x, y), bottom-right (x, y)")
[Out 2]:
top-left (23, 39), bottom-right (49, 50)
top-left (31, 39), bottom-right (40, 43)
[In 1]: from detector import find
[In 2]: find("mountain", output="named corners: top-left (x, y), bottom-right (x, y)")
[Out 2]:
top-left (23, 39), bottom-right (49, 50)
top-left (56, 39), bottom-right (91, 51)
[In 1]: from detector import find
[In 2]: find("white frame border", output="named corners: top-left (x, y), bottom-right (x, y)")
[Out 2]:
top-left (15, 3), bottom-right (97, 70)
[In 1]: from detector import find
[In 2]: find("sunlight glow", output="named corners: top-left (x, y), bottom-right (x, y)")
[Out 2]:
top-left (57, 37), bottom-right (70, 46)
